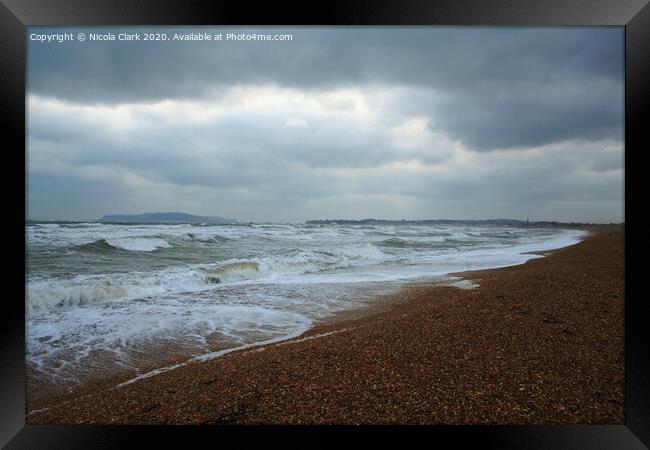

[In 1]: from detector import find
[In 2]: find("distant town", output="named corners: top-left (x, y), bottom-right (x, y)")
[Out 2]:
top-left (305, 219), bottom-right (623, 229)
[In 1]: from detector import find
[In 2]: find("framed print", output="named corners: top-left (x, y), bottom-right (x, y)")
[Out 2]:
top-left (1, 0), bottom-right (648, 447)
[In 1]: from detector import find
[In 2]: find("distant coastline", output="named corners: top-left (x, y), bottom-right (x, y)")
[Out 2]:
top-left (26, 215), bottom-right (622, 228)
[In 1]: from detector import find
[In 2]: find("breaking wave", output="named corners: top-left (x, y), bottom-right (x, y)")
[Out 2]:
top-left (204, 261), bottom-right (261, 283)
top-left (73, 238), bottom-right (172, 252)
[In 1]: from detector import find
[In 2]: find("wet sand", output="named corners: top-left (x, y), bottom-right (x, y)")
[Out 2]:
top-left (26, 227), bottom-right (624, 424)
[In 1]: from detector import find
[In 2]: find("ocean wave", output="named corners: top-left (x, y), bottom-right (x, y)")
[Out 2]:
top-left (105, 237), bottom-right (171, 251)
top-left (184, 232), bottom-right (229, 243)
top-left (60, 223), bottom-right (104, 228)
top-left (27, 267), bottom-right (209, 313)
top-left (376, 237), bottom-right (412, 248)
top-left (203, 261), bottom-right (260, 283)
top-left (66, 237), bottom-right (173, 252)
top-left (26, 242), bottom-right (394, 313)
top-left (73, 239), bottom-right (116, 252)
top-left (204, 244), bottom-right (389, 282)
top-left (375, 236), bottom-right (448, 249)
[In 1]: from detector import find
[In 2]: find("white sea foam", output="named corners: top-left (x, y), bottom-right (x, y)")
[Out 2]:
top-left (28, 302), bottom-right (313, 387)
top-left (105, 237), bottom-right (172, 252)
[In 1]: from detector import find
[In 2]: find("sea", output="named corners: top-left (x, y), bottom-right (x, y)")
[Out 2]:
top-left (26, 222), bottom-right (587, 395)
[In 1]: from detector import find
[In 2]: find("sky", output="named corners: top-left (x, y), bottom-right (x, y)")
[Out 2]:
top-left (27, 27), bottom-right (624, 223)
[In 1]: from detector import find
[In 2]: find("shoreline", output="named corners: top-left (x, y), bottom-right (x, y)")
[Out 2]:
top-left (26, 229), bottom-right (586, 402)
top-left (27, 227), bottom-right (623, 424)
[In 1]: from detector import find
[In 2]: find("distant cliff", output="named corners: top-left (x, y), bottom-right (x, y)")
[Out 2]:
top-left (100, 212), bottom-right (237, 224)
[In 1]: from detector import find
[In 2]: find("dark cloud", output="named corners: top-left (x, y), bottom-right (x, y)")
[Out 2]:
top-left (28, 27), bottom-right (623, 151)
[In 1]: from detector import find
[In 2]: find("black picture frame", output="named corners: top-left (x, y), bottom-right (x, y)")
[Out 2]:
top-left (1, 0), bottom-right (647, 447)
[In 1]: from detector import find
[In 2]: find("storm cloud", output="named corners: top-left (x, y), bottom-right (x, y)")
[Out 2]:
top-left (27, 27), bottom-right (624, 222)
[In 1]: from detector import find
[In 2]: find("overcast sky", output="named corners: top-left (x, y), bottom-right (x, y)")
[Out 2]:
top-left (27, 27), bottom-right (624, 223)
